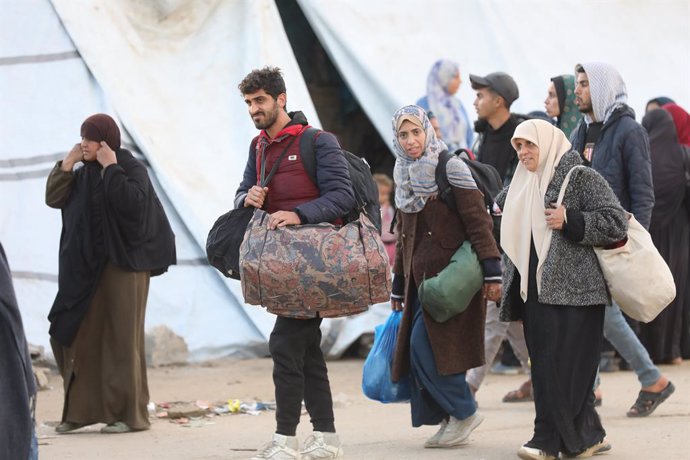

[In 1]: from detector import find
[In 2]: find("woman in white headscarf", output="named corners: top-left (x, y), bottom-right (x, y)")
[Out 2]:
top-left (416, 59), bottom-right (473, 151)
top-left (389, 105), bottom-right (501, 449)
top-left (497, 119), bottom-right (627, 460)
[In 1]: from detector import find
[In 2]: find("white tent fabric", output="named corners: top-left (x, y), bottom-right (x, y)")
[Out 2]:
top-left (1, 0), bottom-right (386, 361)
top-left (0, 0), bottom-right (272, 360)
top-left (3, 0), bottom-right (688, 361)
top-left (298, 0), bottom-right (690, 143)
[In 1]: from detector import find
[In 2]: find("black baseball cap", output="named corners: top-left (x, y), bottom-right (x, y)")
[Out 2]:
top-left (470, 72), bottom-right (519, 106)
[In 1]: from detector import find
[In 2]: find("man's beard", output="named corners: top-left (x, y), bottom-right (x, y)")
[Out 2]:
top-left (577, 101), bottom-right (593, 114)
top-left (252, 106), bottom-right (279, 130)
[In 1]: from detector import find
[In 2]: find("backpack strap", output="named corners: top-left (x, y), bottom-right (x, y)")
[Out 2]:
top-left (299, 127), bottom-right (320, 185)
top-left (435, 150), bottom-right (457, 211)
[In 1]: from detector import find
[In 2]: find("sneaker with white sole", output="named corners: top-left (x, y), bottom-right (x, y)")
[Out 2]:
top-left (300, 431), bottom-right (343, 459)
top-left (564, 438), bottom-right (612, 458)
top-left (250, 433), bottom-right (300, 460)
top-left (424, 419), bottom-right (449, 448)
top-left (435, 412), bottom-right (484, 447)
top-left (517, 444), bottom-right (558, 460)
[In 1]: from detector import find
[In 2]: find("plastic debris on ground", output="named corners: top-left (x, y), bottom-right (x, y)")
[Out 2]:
top-left (148, 398), bottom-right (276, 426)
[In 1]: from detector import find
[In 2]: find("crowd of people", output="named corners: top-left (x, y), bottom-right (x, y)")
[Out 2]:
top-left (230, 62), bottom-right (687, 460)
top-left (383, 60), bottom-right (688, 460)
top-left (3, 58), bottom-right (688, 460)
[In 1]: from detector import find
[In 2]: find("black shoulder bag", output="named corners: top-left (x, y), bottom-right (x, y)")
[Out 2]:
top-left (206, 136), bottom-right (297, 279)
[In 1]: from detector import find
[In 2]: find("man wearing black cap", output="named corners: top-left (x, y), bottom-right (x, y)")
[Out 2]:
top-left (470, 72), bottom-right (523, 185)
top-left (466, 72), bottom-right (532, 402)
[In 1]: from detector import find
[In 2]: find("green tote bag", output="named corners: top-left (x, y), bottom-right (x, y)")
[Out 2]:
top-left (418, 241), bottom-right (483, 323)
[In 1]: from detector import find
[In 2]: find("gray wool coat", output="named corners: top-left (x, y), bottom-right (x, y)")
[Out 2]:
top-left (497, 150), bottom-right (628, 322)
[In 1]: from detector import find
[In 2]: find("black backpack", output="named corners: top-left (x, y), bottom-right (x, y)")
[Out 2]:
top-left (299, 127), bottom-right (382, 233)
top-left (435, 149), bottom-right (503, 245)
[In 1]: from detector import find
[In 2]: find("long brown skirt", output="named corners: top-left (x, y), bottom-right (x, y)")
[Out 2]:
top-left (51, 261), bottom-right (151, 430)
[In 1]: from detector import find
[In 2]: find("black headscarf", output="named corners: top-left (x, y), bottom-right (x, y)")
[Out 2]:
top-left (0, 241), bottom-right (36, 460)
top-left (642, 109), bottom-right (687, 227)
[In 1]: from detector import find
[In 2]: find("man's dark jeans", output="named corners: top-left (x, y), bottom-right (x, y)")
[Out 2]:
top-left (269, 316), bottom-right (336, 436)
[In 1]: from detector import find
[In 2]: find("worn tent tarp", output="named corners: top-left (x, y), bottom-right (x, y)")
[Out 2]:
top-left (2, 0), bottom-right (688, 360)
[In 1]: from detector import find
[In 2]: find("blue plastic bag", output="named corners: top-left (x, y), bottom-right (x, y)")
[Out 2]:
top-left (361, 310), bottom-right (411, 403)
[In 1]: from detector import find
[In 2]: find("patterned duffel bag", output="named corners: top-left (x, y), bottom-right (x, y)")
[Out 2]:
top-left (239, 210), bottom-right (391, 318)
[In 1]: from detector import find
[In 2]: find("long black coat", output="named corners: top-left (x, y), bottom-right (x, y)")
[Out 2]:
top-left (46, 150), bottom-right (176, 346)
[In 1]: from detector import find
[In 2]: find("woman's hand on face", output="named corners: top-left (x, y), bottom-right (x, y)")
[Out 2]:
top-left (483, 283), bottom-right (502, 302)
top-left (96, 141), bottom-right (117, 168)
top-left (62, 143), bottom-right (83, 171)
top-left (391, 298), bottom-right (404, 312)
top-left (545, 204), bottom-right (566, 230)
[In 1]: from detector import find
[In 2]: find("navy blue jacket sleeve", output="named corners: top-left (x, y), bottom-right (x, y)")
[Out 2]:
top-left (234, 139), bottom-right (258, 209)
top-left (294, 132), bottom-right (355, 224)
top-left (622, 125), bottom-right (654, 229)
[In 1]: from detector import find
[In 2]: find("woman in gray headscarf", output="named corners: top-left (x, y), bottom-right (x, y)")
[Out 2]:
top-left (389, 105), bottom-right (501, 449)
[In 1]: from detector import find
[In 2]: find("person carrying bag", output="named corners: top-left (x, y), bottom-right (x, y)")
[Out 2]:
top-left (232, 67), bottom-right (381, 459)
top-left (388, 105), bottom-right (502, 449)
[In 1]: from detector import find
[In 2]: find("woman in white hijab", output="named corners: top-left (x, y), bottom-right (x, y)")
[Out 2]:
top-left (498, 119), bottom-right (627, 460)
top-left (389, 105), bottom-right (502, 449)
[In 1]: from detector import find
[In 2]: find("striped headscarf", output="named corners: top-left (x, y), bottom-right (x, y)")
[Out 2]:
top-left (392, 105), bottom-right (476, 213)
top-left (576, 62), bottom-right (628, 124)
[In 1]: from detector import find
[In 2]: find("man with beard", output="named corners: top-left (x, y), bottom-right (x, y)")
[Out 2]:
top-left (570, 62), bottom-right (675, 418)
top-left (235, 67), bottom-right (354, 460)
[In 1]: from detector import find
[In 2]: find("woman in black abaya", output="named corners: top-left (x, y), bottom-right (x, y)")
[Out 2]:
top-left (639, 109), bottom-right (689, 364)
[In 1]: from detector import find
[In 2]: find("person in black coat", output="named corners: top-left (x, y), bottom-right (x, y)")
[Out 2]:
top-left (0, 241), bottom-right (37, 460)
top-left (46, 114), bottom-right (176, 434)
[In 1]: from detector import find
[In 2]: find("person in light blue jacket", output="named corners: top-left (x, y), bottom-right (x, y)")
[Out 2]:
top-left (417, 59), bottom-right (473, 151)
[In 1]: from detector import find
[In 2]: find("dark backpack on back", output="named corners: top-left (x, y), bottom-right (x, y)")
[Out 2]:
top-left (436, 149), bottom-right (503, 245)
top-left (299, 127), bottom-right (382, 233)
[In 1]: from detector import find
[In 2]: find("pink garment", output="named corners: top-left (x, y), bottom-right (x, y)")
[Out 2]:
top-left (380, 204), bottom-right (396, 266)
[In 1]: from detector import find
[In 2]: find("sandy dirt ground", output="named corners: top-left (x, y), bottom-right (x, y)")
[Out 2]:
top-left (35, 358), bottom-right (690, 460)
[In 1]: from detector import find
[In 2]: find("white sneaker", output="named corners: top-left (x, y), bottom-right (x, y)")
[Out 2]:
top-left (250, 433), bottom-right (300, 460)
top-left (300, 431), bottom-right (343, 459)
top-left (517, 444), bottom-right (558, 460)
top-left (435, 412), bottom-right (484, 447)
top-left (424, 419), bottom-right (448, 448)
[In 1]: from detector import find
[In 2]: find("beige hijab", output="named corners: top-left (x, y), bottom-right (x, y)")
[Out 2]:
top-left (501, 119), bottom-right (571, 301)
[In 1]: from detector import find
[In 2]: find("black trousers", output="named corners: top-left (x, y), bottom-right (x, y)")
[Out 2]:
top-left (269, 316), bottom-right (335, 436)
top-left (522, 301), bottom-right (606, 457)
